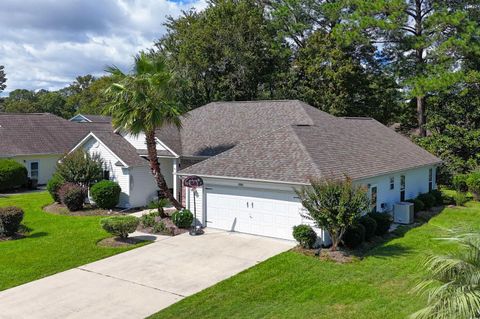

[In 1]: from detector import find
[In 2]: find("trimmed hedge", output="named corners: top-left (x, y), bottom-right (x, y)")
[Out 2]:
top-left (90, 180), bottom-right (121, 209)
top-left (417, 193), bottom-right (436, 210)
top-left (292, 224), bottom-right (317, 248)
top-left (343, 223), bottom-right (365, 249)
top-left (0, 206), bottom-right (24, 236)
top-left (359, 215), bottom-right (377, 240)
top-left (172, 209), bottom-right (194, 228)
top-left (368, 212), bottom-right (393, 236)
top-left (100, 216), bottom-right (139, 238)
top-left (59, 183), bottom-right (84, 211)
top-left (430, 189), bottom-right (444, 206)
top-left (406, 198), bottom-right (425, 214)
top-left (0, 159), bottom-right (28, 192)
top-left (47, 173), bottom-right (65, 203)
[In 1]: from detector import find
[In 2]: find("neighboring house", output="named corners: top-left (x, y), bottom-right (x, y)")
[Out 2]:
top-left (69, 114), bottom-right (112, 124)
top-left (0, 113), bottom-right (110, 185)
top-left (71, 100), bottom-right (441, 243)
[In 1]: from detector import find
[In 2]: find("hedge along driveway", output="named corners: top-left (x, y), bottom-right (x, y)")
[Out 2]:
top-left (0, 192), bottom-right (147, 291)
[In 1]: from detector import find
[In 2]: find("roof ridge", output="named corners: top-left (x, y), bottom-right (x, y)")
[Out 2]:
top-left (289, 126), bottom-right (324, 179)
top-left (209, 99), bottom-right (301, 104)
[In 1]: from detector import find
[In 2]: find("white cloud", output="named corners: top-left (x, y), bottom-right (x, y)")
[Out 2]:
top-left (0, 0), bottom-right (207, 95)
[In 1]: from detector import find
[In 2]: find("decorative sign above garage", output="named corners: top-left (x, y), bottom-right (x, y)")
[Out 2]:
top-left (183, 175), bottom-right (204, 189)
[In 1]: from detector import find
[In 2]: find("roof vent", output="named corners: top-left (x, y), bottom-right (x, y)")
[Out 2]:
top-left (296, 124), bottom-right (312, 127)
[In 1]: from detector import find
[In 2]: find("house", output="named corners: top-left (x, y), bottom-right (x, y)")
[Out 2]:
top-left (70, 100), bottom-right (441, 242)
top-left (0, 113), bottom-right (110, 184)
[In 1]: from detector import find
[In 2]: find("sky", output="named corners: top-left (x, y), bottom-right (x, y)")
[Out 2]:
top-left (0, 0), bottom-right (206, 96)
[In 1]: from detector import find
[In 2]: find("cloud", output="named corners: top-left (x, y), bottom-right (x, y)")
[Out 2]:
top-left (0, 0), bottom-right (207, 95)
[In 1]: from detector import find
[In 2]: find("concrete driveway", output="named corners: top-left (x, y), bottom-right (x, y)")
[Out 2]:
top-left (0, 229), bottom-right (294, 319)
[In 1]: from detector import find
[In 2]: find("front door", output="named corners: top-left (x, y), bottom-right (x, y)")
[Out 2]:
top-left (28, 161), bottom-right (39, 181)
top-left (369, 185), bottom-right (378, 213)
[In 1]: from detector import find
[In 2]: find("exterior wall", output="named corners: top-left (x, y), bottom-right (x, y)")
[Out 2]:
top-left (11, 154), bottom-right (61, 185)
top-left (159, 158), bottom-right (174, 189)
top-left (83, 137), bottom-right (131, 207)
top-left (128, 166), bottom-right (159, 207)
top-left (354, 165), bottom-right (437, 213)
top-left (121, 132), bottom-right (168, 152)
top-left (186, 165), bottom-right (437, 242)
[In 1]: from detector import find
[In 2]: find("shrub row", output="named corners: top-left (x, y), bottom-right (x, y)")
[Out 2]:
top-left (0, 206), bottom-right (24, 236)
top-left (343, 213), bottom-right (392, 249)
top-left (47, 174), bottom-right (121, 211)
top-left (406, 189), bottom-right (444, 213)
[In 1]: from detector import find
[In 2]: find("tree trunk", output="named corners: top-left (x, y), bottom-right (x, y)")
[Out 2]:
top-left (416, 96), bottom-right (426, 137)
top-left (145, 130), bottom-right (183, 214)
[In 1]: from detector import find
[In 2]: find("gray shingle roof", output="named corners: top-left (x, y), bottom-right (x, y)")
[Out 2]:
top-left (0, 113), bottom-right (111, 157)
top-left (157, 100), bottom-right (334, 157)
top-left (179, 115), bottom-right (442, 184)
top-left (89, 131), bottom-right (148, 167)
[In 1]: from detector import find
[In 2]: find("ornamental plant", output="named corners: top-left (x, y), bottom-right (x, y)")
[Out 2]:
top-left (100, 216), bottom-right (139, 238)
top-left (295, 177), bottom-right (369, 251)
top-left (0, 159), bottom-right (27, 191)
top-left (90, 180), bottom-right (121, 209)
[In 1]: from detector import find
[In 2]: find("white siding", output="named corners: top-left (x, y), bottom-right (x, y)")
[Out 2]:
top-left (83, 137), bottom-right (131, 207)
top-left (354, 165), bottom-right (437, 213)
top-left (186, 186), bottom-right (204, 226)
top-left (12, 155), bottom-right (60, 185)
top-left (128, 166), bottom-right (159, 207)
top-left (120, 132), bottom-right (168, 152)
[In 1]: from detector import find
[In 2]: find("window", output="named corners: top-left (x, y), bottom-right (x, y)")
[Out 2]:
top-left (400, 175), bottom-right (406, 202)
top-left (428, 168), bottom-right (433, 192)
top-left (30, 162), bottom-right (39, 180)
top-left (103, 170), bottom-right (110, 180)
top-left (389, 177), bottom-right (394, 190)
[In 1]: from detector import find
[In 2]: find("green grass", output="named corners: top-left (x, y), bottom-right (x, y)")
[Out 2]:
top-left (151, 202), bottom-right (480, 319)
top-left (0, 192), bottom-right (147, 291)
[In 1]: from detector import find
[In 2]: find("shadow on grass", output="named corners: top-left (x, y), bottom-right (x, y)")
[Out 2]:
top-left (28, 232), bottom-right (48, 239)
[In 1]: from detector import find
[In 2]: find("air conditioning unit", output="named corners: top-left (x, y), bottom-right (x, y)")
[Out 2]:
top-left (393, 202), bottom-right (414, 224)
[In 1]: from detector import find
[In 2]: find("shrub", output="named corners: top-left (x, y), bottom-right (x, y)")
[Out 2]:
top-left (140, 213), bottom-right (156, 228)
top-left (406, 198), bottom-right (425, 214)
top-left (56, 150), bottom-right (104, 188)
top-left (454, 192), bottom-right (469, 206)
top-left (343, 223), bottom-right (366, 249)
top-left (292, 224), bottom-right (317, 248)
top-left (171, 209), bottom-right (194, 228)
top-left (417, 193), bottom-right (436, 210)
top-left (100, 216), bottom-right (139, 238)
top-left (359, 215), bottom-right (377, 241)
top-left (295, 178), bottom-right (369, 251)
top-left (452, 174), bottom-right (469, 193)
top-left (0, 159), bottom-right (28, 192)
top-left (47, 173), bottom-right (65, 202)
top-left (430, 189), bottom-right (444, 206)
top-left (467, 171), bottom-right (480, 200)
top-left (368, 212), bottom-right (393, 236)
top-left (59, 183), bottom-right (85, 211)
top-left (153, 221), bottom-right (167, 234)
top-left (90, 180), bottom-right (121, 209)
top-left (0, 206), bottom-right (24, 236)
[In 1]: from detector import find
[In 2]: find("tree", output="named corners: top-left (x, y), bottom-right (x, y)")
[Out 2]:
top-left (157, 0), bottom-right (290, 109)
top-left (269, 0), bottom-right (400, 124)
top-left (295, 177), bottom-right (369, 251)
top-left (0, 65), bottom-right (6, 93)
top-left (63, 75), bottom-right (114, 115)
top-left (104, 52), bottom-right (184, 213)
top-left (411, 233), bottom-right (480, 319)
top-left (56, 150), bottom-right (104, 190)
top-left (342, 0), bottom-right (480, 136)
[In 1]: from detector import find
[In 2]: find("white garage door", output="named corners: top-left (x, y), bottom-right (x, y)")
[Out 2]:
top-left (205, 185), bottom-right (305, 240)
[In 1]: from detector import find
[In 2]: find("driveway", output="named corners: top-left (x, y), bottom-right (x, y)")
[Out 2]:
top-left (0, 229), bottom-right (294, 319)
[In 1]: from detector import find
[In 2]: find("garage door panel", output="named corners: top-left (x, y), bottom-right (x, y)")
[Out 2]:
top-left (205, 185), bottom-right (303, 240)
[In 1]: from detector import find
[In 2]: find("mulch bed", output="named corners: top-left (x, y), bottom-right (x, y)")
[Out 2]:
top-left (43, 203), bottom-right (140, 216)
top-left (293, 246), bottom-right (357, 263)
top-left (97, 237), bottom-right (147, 247)
top-left (136, 214), bottom-right (189, 236)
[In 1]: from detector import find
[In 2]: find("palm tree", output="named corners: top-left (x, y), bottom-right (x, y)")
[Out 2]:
top-left (104, 52), bottom-right (184, 213)
top-left (410, 233), bottom-right (480, 319)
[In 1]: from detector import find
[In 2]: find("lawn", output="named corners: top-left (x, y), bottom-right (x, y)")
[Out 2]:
top-left (152, 202), bottom-right (479, 319)
top-left (0, 191), bottom-right (147, 291)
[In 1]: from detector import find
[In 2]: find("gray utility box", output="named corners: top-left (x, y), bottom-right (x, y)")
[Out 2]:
top-left (393, 202), bottom-right (414, 224)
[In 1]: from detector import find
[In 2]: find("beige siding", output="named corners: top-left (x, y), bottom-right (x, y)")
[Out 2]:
top-left (12, 155), bottom-right (61, 185)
